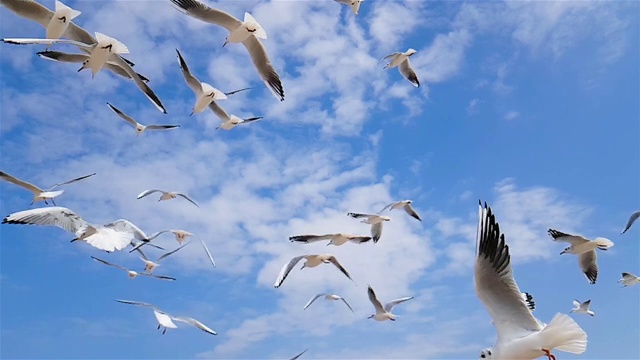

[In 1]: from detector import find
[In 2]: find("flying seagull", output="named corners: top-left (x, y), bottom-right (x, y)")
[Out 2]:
top-left (382, 48), bottom-right (420, 87)
top-left (115, 300), bottom-right (217, 335)
top-left (0, 170), bottom-right (95, 205)
top-left (209, 100), bottom-right (263, 130)
top-left (475, 201), bottom-right (587, 360)
top-left (570, 299), bottom-right (595, 317)
top-left (2, 35), bottom-right (167, 113)
top-left (303, 293), bottom-right (354, 313)
top-left (2, 206), bottom-right (149, 252)
top-left (346, 212), bottom-right (391, 243)
top-left (37, 51), bottom-right (150, 82)
top-left (619, 272), bottom-right (640, 287)
top-left (91, 256), bottom-right (175, 281)
top-left (106, 103), bottom-right (179, 136)
top-left (274, 254), bottom-right (354, 288)
top-left (174, 49), bottom-right (229, 115)
top-left (137, 189), bottom-right (199, 207)
top-left (621, 210), bottom-right (640, 234)
top-left (333, 0), bottom-right (364, 15)
top-left (129, 229), bottom-right (195, 252)
top-left (289, 233), bottom-right (372, 246)
top-left (366, 285), bottom-right (413, 322)
top-left (288, 349), bottom-right (309, 360)
top-left (379, 200), bottom-right (421, 222)
top-left (170, 0), bottom-right (285, 101)
top-left (548, 229), bottom-right (614, 284)
top-left (137, 241), bottom-right (191, 274)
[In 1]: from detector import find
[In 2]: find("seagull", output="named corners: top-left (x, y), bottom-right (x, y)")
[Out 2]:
top-left (382, 48), bottom-right (420, 87)
top-left (0, 170), bottom-right (95, 205)
top-left (619, 272), bottom-right (640, 287)
top-left (570, 299), bottom-right (595, 317)
top-left (170, 0), bottom-right (285, 101)
top-left (137, 189), bottom-right (199, 207)
top-left (106, 103), bottom-right (179, 136)
top-left (138, 241), bottom-right (191, 274)
top-left (333, 0), bottom-right (364, 15)
top-left (346, 212), bottom-right (391, 243)
top-left (366, 285), bottom-right (413, 322)
top-left (91, 256), bottom-right (176, 281)
top-left (289, 233), bottom-right (372, 246)
top-left (115, 299), bottom-right (217, 335)
top-left (1, 0), bottom-right (82, 40)
top-left (303, 293), bottom-right (354, 313)
top-left (175, 49), bottom-right (229, 115)
top-left (379, 200), bottom-right (421, 222)
top-left (548, 229), bottom-right (614, 284)
top-left (621, 210), bottom-right (640, 234)
top-left (209, 101), bottom-right (263, 130)
top-left (36, 50), bottom-right (150, 82)
top-left (200, 238), bottom-right (217, 269)
top-left (475, 201), bottom-right (587, 360)
top-left (274, 254), bottom-right (354, 288)
top-left (2, 35), bottom-right (167, 113)
top-left (2, 207), bottom-right (149, 252)
top-left (288, 349), bottom-right (309, 360)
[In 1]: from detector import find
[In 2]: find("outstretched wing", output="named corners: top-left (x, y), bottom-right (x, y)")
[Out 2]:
top-left (170, 0), bottom-right (241, 32)
top-left (621, 210), bottom-right (640, 234)
top-left (199, 238), bottom-right (216, 268)
top-left (2, 206), bottom-right (87, 235)
top-left (402, 203), bottom-right (422, 221)
top-left (367, 285), bottom-right (385, 313)
top-left (48, 172), bottom-right (96, 190)
top-left (177, 193), bottom-right (199, 207)
top-left (327, 255), bottom-right (354, 282)
top-left (156, 241), bottom-right (191, 262)
top-left (289, 234), bottom-right (334, 243)
top-left (137, 189), bottom-right (162, 199)
top-left (176, 49), bottom-right (204, 95)
top-left (303, 294), bottom-right (326, 310)
top-left (107, 102), bottom-right (139, 127)
top-left (399, 58), bottom-right (420, 87)
top-left (384, 296), bottom-right (414, 312)
top-left (242, 35), bottom-right (285, 101)
top-left (172, 316), bottom-right (217, 335)
top-left (91, 256), bottom-right (129, 272)
top-left (0, 170), bottom-right (43, 193)
top-left (274, 255), bottom-right (306, 288)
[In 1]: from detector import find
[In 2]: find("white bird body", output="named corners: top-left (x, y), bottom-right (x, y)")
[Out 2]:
top-left (224, 12), bottom-right (267, 46)
top-left (334, 0), bottom-right (364, 15)
top-left (289, 233), bottom-right (372, 246)
top-left (619, 272), bottom-right (640, 287)
top-left (379, 199), bottom-right (421, 221)
top-left (476, 202), bottom-right (587, 360)
top-left (366, 285), bottom-right (413, 322)
top-left (0, 170), bottom-right (95, 205)
top-left (87, 32), bottom-right (129, 77)
top-left (548, 229), bottom-right (614, 284)
top-left (571, 299), bottom-right (595, 317)
top-left (274, 254), bottom-right (354, 288)
top-left (115, 300), bottom-right (217, 335)
top-left (193, 82), bottom-right (227, 114)
top-left (2, 207), bottom-right (146, 252)
top-left (137, 189), bottom-right (199, 207)
top-left (303, 293), bottom-right (354, 313)
top-left (46, 0), bottom-right (81, 39)
top-left (346, 212), bottom-right (390, 243)
top-left (382, 48), bottom-right (420, 87)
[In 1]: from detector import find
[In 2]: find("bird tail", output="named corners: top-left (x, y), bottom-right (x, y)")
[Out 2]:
top-left (539, 313), bottom-right (587, 354)
top-left (593, 237), bottom-right (614, 250)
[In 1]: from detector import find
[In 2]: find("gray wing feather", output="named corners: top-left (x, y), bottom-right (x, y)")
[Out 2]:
top-left (242, 36), bottom-right (285, 101)
top-left (172, 316), bottom-right (217, 335)
top-left (0, 170), bottom-right (43, 193)
top-left (170, 0), bottom-right (241, 32)
top-left (106, 102), bottom-right (139, 127)
top-left (399, 58), bottom-right (420, 87)
top-left (177, 193), bottom-right (199, 207)
top-left (156, 241), bottom-right (191, 261)
top-left (579, 250), bottom-right (598, 284)
top-left (367, 285), bottom-right (385, 313)
top-left (2, 206), bottom-right (87, 234)
top-left (303, 294), bottom-right (325, 310)
top-left (208, 100), bottom-right (232, 121)
top-left (274, 255), bottom-right (305, 288)
top-left (384, 296), bottom-right (414, 312)
top-left (621, 210), bottom-right (640, 234)
top-left (1, 0), bottom-right (52, 27)
top-left (109, 55), bottom-right (167, 114)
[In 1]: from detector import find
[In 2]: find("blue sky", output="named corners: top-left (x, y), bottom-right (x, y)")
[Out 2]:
top-left (1, 0), bottom-right (638, 359)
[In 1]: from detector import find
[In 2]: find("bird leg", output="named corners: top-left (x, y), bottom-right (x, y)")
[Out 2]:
top-left (542, 349), bottom-right (556, 360)
top-left (157, 324), bottom-right (161, 330)
top-left (162, 328), bottom-right (167, 335)
top-left (51, 198), bottom-right (57, 206)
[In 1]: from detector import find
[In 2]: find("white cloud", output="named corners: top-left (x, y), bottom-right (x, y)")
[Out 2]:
top-left (504, 110), bottom-right (520, 121)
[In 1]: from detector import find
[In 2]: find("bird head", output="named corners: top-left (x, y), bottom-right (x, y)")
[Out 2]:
top-left (406, 48), bottom-right (417, 56)
top-left (560, 247), bottom-right (570, 255)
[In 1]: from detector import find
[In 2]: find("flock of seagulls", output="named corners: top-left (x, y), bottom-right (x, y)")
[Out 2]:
top-left (0, 0), bottom-right (637, 359)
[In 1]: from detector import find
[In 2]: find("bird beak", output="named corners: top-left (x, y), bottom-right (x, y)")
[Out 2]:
top-left (222, 40), bottom-right (228, 48)
top-left (560, 250), bottom-right (567, 255)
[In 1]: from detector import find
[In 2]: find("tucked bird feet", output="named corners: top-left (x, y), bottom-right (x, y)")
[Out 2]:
top-left (542, 349), bottom-right (556, 360)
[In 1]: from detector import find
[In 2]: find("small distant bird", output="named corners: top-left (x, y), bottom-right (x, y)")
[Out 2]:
top-left (619, 272), bottom-right (640, 287)
top-left (175, 49), bottom-right (229, 115)
top-left (476, 202), bottom-right (587, 360)
top-left (289, 233), bottom-right (372, 246)
top-left (137, 241), bottom-right (191, 274)
top-left (170, 0), bottom-right (285, 101)
top-left (2, 206), bottom-right (148, 252)
top-left (621, 210), bottom-right (640, 234)
top-left (382, 48), bottom-right (420, 87)
top-left (274, 254), bottom-right (354, 288)
top-left (137, 189), bottom-right (199, 207)
top-left (106, 103), bottom-right (179, 136)
top-left (379, 200), bottom-right (421, 222)
top-left (366, 285), bottom-right (413, 322)
top-left (288, 349), bottom-right (309, 360)
top-left (570, 299), bottom-right (595, 317)
top-left (346, 212), bottom-right (391, 243)
top-left (333, 0), bottom-right (364, 15)
top-left (548, 229), bottom-right (614, 284)
top-left (209, 100), bottom-right (262, 131)
top-left (0, 170), bottom-right (95, 205)
top-left (304, 293), bottom-right (354, 313)
top-left (91, 256), bottom-right (175, 281)
top-left (115, 299), bottom-right (217, 335)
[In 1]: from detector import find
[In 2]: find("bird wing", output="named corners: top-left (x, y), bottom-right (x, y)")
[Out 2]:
top-left (85, 226), bottom-right (137, 252)
top-left (137, 189), bottom-right (162, 199)
top-left (367, 285), bottom-right (385, 313)
top-left (572, 300), bottom-right (581, 308)
top-left (2, 37), bottom-right (93, 50)
top-left (399, 58), bottom-right (420, 87)
top-left (2, 206), bottom-right (87, 235)
top-left (208, 100), bottom-right (232, 122)
top-left (578, 250), bottom-right (598, 284)
top-left (176, 49), bottom-right (204, 95)
top-left (384, 296), bottom-right (414, 312)
top-left (382, 52), bottom-right (401, 63)
top-left (371, 222), bottom-right (383, 243)
top-left (378, 201), bottom-right (397, 214)
top-left (90, 256), bottom-right (130, 272)
top-left (303, 294), bottom-right (326, 310)
top-left (108, 54), bottom-right (167, 114)
top-left (347, 212), bottom-right (373, 219)
top-left (104, 62), bottom-right (149, 82)
top-left (622, 272), bottom-right (637, 280)
top-left (621, 210), bottom-right (640, 234)
top-left (48, 172), bottom-right (96, 190)
top-left (340, 298), bottom-right (355, 313)
top-left (242, 35), bottom-right (285, 101)
top-left (106, 102), bottom-right (139, 127)
top-left (326, 255), bottom-right (353, 282)
top-left (177, 193), bottom-right (199, 207)
top-left (582, 299), bottom-right (591, 308)
top-left (103, 219), bottom-right (148, 240)
top-left (547, 229), bottom-right (588, 245)
top-left (146, 124), bottom-right (180, 131)
top-left (1, 0), bottom-right (52, 27)
top-left (402, 203), bottom-right (422, 221)
top-left (170, 0), bottom-right (241, 32)
top-left (199, 238), bottom-right (216, 268)
top-left (156, 241), bottom-right (191, 262)
top-left (474, 201), bottom-right (543, 343)
top-left (0, 170), bottom-right (43, 193)
top-left (289, 234), bottom-right (334, 243)
top-left (140, 273), bottom-right (177, 281)
top-left (114, 299), bottom-right (160, 310)
top-left (288, 349), bottom-right (309, 360)
top-left (239, 116), bottom-right (262, 125)
top-left (347, 235), bottom-right (372, 244)
top-left (172, 316), bottom-right (217, 335)
top-left (36, 50), bottom-right (88, 63)
top-left (147, 229), bottom-right (171, 241)
top-left (274, 255), bottom-right (306, 288)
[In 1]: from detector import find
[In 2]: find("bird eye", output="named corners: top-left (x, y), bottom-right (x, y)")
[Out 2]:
top-left (487, 350), bottom-right (492, 355)
top-left (480, 354), bottom-right (485, 359)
